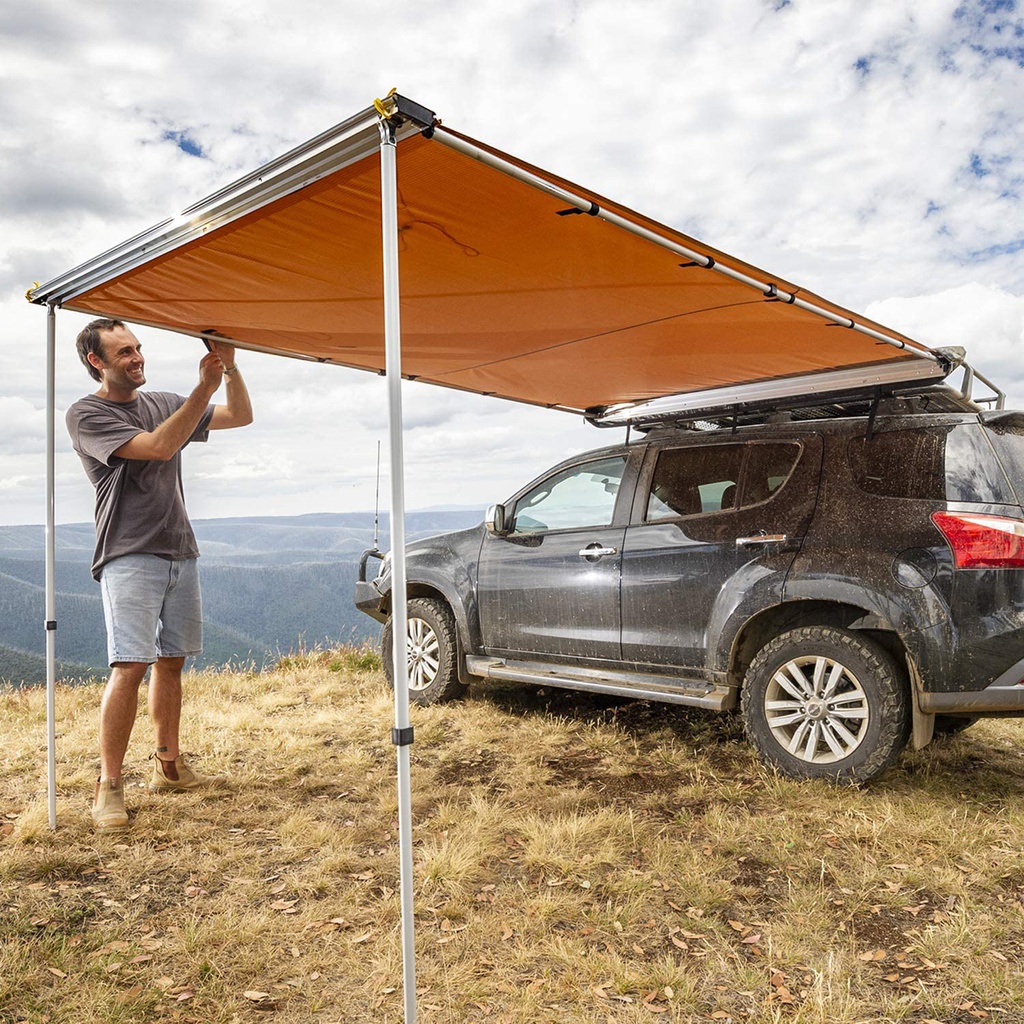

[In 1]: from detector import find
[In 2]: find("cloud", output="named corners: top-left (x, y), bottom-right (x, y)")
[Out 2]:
top-left (866, 282), bottom-right (1024, 405)
top-left (0, 246), bottom-right (76, 297)
top-left (0, 398), bottom-right (48, 455)
top-left (3, 0), bottom-right (1024, 527)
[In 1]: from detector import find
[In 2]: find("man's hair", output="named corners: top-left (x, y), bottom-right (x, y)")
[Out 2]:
top-left (76, 318), bottom-right (125, 382)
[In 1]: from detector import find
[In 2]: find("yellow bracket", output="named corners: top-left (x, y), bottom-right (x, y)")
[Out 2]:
top-left (25, 281), bottom-right (40, 302)
top-left (373, 88), bottom-right (398, 120)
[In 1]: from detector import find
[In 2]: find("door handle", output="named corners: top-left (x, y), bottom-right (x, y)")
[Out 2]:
top-left (579, 544), bottom-right (618, 561)
top-left (736, 533), bottom-right (788, 548)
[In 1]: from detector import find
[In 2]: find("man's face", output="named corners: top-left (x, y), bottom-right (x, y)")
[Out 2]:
top-left (92, 326), bottom-right (146, 390)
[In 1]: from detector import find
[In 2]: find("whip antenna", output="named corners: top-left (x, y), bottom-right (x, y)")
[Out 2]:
top-left (373, 440), bottom-right (381, 551)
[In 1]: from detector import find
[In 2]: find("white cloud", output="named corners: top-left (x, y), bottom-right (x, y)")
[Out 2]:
top-left (866, 283), bottom-right (1024, 406)
top-left (0, 397), bottom-right (47, 454)
top-left (3, 0), bottom-right (1024, 525)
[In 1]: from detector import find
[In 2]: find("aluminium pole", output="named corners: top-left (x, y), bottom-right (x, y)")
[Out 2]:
top-left (45, 303), bottom-right (57, 830)
top-left (379, 118), bottom-right (417, 1024)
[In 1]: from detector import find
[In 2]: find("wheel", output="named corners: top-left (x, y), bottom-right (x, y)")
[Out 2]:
top-left (741, 626), bottom-right (910, 784)
top-left (382, 597), bottom-right (465, 704)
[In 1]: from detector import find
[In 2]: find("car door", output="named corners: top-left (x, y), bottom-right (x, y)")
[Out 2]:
top-left (477, 452), bottom-right (636, 661)
top-left (620, 437), bottom-right (820, 669)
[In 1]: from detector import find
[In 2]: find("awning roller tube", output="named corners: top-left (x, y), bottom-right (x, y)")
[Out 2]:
top-left (594, 358), bottom-right (948, 427)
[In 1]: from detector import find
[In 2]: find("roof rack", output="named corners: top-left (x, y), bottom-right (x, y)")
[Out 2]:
top-left (586, 349), bottom-right (1004, 430)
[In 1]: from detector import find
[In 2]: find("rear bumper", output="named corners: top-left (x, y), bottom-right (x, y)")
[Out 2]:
top-left (918, 652), bottom-right (1024, 713)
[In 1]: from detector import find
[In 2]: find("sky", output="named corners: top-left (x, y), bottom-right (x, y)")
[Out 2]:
top-left (3, 0), bottom-right (1023, 527)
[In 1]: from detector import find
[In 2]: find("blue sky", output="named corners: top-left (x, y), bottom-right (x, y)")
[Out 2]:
top-left (2, 0), bottom-right (1023, 525)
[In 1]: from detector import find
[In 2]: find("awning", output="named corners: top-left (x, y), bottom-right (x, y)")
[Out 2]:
top-left (31, 95), bottom-right (942, 420)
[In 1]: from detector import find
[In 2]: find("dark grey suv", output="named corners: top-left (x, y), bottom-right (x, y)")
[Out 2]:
top-left (356, 390), bottom-right (1024, 782)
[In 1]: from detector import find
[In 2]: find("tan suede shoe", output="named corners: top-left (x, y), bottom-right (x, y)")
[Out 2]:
top-left (150, 754), bottom-right (222, 793)
top-left (92, 778), bottom-right (129, 832)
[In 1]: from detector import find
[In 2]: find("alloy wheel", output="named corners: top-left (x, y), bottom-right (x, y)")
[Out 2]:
top-left (763, 654), bottom-right (870, 764)
top-left (406, 616), bottom-right (441, 691)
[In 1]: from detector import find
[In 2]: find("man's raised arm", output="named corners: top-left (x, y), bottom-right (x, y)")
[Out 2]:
top-left (208, 341), bottom-right (253, 430)
top-left (113, 352), bottom-right (225, 461)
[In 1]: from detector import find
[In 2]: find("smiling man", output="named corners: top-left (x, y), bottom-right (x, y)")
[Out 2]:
top-left (66, 318), bottom-right (253, 832)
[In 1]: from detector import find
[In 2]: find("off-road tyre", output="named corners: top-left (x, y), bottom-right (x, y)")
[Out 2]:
top-left (382, 597), bottom-right (466, 705)
top-left (742, 626), bottom-right (910, 784)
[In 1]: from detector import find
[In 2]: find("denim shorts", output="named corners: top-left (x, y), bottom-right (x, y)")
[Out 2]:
top-left (99, 554), bottom-right (203, 665)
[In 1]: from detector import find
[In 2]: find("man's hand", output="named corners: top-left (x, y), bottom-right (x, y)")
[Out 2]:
top-left (199, 351), bottom-right (225, 391)
top-left (206, 340), bottom-right (253, 430)
top-left (208, 340), bottom-right (236, 371)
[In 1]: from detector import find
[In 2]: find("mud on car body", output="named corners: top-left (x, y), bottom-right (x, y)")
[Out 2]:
top-left (356, 392), bottom-right (1024, 783)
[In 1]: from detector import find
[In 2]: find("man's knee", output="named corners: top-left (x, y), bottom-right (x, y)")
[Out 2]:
top-left (109, 662), bottom-right (149, 688)
top-left (154, 656), bottom-right (186, 676)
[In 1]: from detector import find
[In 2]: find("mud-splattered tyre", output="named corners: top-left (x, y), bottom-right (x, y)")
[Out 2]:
top-left (382, 597), bottom-right (465, 705)
top-left (742, 626), bottom-right (910, 784)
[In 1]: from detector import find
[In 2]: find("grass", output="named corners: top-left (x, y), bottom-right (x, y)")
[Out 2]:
top-left (4, 650), bottom-right (1024, 1023)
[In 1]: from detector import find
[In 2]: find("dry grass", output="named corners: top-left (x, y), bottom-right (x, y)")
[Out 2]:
top-left (4, 650), bottom-right (1024, 1023)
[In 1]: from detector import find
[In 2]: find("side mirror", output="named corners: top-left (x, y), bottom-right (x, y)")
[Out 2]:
top-left (484, 503), bottom-right (508, 536)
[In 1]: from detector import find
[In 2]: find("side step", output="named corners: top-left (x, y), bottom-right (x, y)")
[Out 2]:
top-left (465, 655), bottom-right (737, 712)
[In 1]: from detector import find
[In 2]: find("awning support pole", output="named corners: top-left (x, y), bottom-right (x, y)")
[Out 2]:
top-left (430, 128), bottom-right (939, 363)
top-left (45, 303), bottom-right (58, 831)
top-left (379, 117), bottom-right (417, 1024)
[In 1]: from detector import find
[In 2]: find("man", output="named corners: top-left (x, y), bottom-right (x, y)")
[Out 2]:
top-left (66, 318), bottom-right (253, 832)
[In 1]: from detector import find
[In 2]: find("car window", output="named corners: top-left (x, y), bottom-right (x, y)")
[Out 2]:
top-left (983, 415), bottom-right (1024, 506)
top-left (646, 445), bottom-right (744, 521)
top-left (511, 456), bottom-right (627, 533)
top-left (848, 425), bottom-right (1016, 503)
top-left (742, 442), bottom-right (802, 505)
top-left (645, 442), bottom-right (802, 521)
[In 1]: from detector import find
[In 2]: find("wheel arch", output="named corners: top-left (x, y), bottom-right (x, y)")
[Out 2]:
top-left (728, 600), bottom-right (909, 691)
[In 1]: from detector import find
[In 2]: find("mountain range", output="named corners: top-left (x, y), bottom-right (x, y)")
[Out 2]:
top-left (0, 509), bottom-right (484, 687)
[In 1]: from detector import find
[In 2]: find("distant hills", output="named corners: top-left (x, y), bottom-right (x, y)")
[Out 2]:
top-left (0, 509), bottom-right (484, 687)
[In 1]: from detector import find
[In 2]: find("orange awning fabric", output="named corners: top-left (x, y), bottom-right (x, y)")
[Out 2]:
top-left (32, 99), bottom-right (935, 416)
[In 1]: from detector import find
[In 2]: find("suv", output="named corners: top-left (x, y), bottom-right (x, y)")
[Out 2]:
top-left (355, 387), bottom-right (1024, 782)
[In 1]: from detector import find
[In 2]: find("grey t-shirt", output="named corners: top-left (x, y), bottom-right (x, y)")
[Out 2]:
top-left (66, 391), bottom-right (214, 580)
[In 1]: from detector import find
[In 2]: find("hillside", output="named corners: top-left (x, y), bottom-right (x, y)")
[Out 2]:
top-left (0, 509), bottom-right (484, 685)
top-left (4, 656), bottom-right (1024, 1022)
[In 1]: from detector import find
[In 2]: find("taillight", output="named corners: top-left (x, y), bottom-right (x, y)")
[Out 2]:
top-left (931, 511), bottom-right (1024, 569)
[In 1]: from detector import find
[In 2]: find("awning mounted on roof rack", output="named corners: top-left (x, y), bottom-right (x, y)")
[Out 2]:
top-left (589, 347), bottom-right (1005, 427)
top-left (590, 359), bottom-right (949, 427)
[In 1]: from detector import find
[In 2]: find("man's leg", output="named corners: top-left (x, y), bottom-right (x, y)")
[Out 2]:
top-left (149, 656), bottom-right (185, 759)
top-left (99, 554), bottom-right (167, 779)
top-left (94, 661), bottom-right (148, 831)
top-left (99, 661), bottom-right (149, 781)
top-left (96, 554), bottom-right (168, 829)
top-left (148, 559), bottom-right (216, 792)
top-left (149, 656), bottom-right (185, 778)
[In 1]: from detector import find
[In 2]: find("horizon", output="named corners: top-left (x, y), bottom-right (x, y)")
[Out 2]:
top-left (1, 504), bottom-right (490, 533)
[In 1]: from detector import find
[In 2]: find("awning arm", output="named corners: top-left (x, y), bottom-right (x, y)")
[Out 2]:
top-left (430, 128), bottom-right (940, 364)
top-left (28, 96), bottom-right (435, 308)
